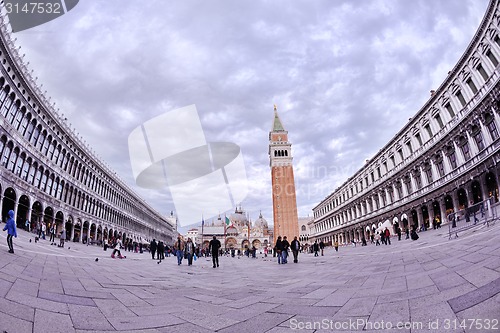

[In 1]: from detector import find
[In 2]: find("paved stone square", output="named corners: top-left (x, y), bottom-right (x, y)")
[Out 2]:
top-left (0, 222), bottom-right (499, 333)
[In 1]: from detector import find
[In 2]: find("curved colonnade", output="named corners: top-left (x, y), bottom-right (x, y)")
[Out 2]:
top-left (0, 15), bottom-right (174, 247)
top-left (312, 0), bottom-right (500, 245)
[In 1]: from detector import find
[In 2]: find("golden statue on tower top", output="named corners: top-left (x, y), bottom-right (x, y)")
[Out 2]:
top-left (273, 104), bottom-right (277, 111)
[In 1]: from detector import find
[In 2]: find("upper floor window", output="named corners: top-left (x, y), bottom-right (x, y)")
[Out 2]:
top-left (473, 129), bottom-right (485, 151)
top-left (445, 103), bottom-right (455, 118)
top-left (415, 133), bottom-right (423, 146)
top-left (406, 141), bottom-right (413, 154)
top-left (448, 150), bottom-right (458, 169)
top-left (476, 64), bottom-right (489, 81)
top-left (486, 50), bottom-right (498, 67)
top-left (466, 78), bottom-right (478, 95)
top-left (456, 91), bottom-right (466, 108)
top-left (436, 160), bottom-right (445, 177)
top-left (397, 149), bottom-right (403, 162)
top-left (435, 114), bottom-right (444, 129)
top-left (487, 119), bottom-right (499, 140)
top-left (461, 142), bottom-right (471, 161)
top-left (424, 124), bottom-right (432, 138)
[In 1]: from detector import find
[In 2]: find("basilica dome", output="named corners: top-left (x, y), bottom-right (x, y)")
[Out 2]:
top-left (254, 212), bottom-right (268, 229)
top-left (229, 206), bottom-right (249, 226)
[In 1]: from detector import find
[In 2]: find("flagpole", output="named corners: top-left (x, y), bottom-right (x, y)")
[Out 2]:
top-left (224, 213), bottom-right (227, 251)
top-left (201, 214), bottom-right (204, 250)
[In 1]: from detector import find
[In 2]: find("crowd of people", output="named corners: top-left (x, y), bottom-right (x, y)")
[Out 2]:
top-left (4, 211), bottom-right (428, 266)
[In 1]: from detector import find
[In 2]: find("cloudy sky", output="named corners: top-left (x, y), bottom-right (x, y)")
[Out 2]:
top-left (12, 0), bottom-right (489, 230)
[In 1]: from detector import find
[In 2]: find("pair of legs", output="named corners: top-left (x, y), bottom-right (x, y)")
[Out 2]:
top-left (292, 250), bottom-right (299, 263)
top-left (281, 250), bottom-right (288, 264)
top-left (7, 235), bottom-right (14, 253)
top-left (111, 249), bottom-right (122, 258)
top-left (212, 253), bottom-right (219, 267)
top-left (187, 253), bottom-right (193, 265)
top-left (176, 250), bottom-right (184, 265)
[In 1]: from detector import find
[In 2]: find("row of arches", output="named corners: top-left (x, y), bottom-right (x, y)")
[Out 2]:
top-left (0, 185), bottom-right (162, 246)
top-left (315, 174), bottom-right (498, 245)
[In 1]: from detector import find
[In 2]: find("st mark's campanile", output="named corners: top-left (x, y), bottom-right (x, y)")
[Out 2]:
top-left (269, 105), bottom-right (299, 243)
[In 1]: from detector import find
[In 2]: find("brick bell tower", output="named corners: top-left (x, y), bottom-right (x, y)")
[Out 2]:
top-left (269, 105), bottom-right (299, 244)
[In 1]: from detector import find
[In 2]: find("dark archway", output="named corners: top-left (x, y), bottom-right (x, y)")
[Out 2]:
top-left (82, 221), bottom-right (89, 244)
top-left (73, 219), bottom-right (81, 242)
top-left (65, 217), bottom-right (73, 241)
top-left (44, 207), bottom-right (54, 232)
top-left (485, 172), bottom-right (498, 202)
top-left (17, 194), bottom-right (30, 229)
top-left (411, 210), bottom-right (418, 229)
top-left (2, 187), bottom-right (16, 223)
top-left (470, 180), bottom-right (482, 204)
top-left (457, 188), bottom-right (468, 209)
top-left (31, 201), bottom-right (43, 229)
top-left (55, 211), bottom-right (64, 235)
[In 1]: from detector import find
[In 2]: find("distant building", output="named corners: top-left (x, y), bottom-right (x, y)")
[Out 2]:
top-left (298, 216), bottom-right (313, 244)
top-left (197, 207), bottom-right (272, 250)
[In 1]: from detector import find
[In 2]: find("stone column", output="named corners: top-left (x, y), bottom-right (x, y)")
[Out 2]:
top-left (417, 206), bottom-right (424, 230)
top-left (453, 141), bottom-right (465, 166)
top-left (70, 222), bottom-right (75, 242)
top-left (428, 203), bottom-right (435, 229)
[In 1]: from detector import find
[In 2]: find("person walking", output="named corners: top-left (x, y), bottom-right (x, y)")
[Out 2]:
top-left (209, 236), bottom-right (221, 268)
top-left (25, 219), bottom-right (30, 232)
top-left (157, 240), bottom-right (165, 261)
top-left (49, 223), bottom-right (56, 245)
top-left (319, 240), bottom-right (325, 256)
top-left (405, 227), bottom-right (410, 240)
top-left (281, 236), bottom-right (290, 264)
top-left (150, 239), bottom-right (157, 260)
top-left (59, 228), bottom-right (66, 248)
top-left (384, 227), bottom-right (391, 245)
top-left (173, 236), bottom-right (185, 265)
top-left (313, 240), bottom-right (319, 257)
top-left (3, 210), bottom-right (17, 253)
top-left (275, 236), bottom-right (283, 264)
top-left (397, 226), bottom-right (402, 241)
top-left (41, 222), bottom-right (46, 240)
top-left (111, 238), bottom-right (125, 258)
top-left (290, 236), bottom-right (301, 263)
top-left (334, 240), bottom-right (339, 252)
top-left (185, 238), bottom-right (195, 266)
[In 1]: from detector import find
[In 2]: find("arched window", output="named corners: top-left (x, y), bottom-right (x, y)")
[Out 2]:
top-left (15, 152), bottom-right (24, 175)
top-left (7, 100), bottom-right (21, 124)
top-left (21, 157), bottom-right (31, 180)
top-left (13, 105), bottom-right (24, 130)
top-left (40, 171), bottom-right (48, 191)
top-left (1, 92), bottom-right (14, 116)
top-left (285, 150), bottom-right (288, 156)
top-left (27, 161), bottom-right (36, 184)
top-left (25, 119), bottom-right (36, 141)
top-left (1, 142), bottom-right (12, 166)
top-left (8, 147), bottom-right (19, 172)
top-left (34, 166), bottom-right (43, 187)
top-left (19, 111), bottom-right (31, 135)
top-left (45, 174), bottom-right (53, 194)
top-left (48, 140), bottom-right (56, 159)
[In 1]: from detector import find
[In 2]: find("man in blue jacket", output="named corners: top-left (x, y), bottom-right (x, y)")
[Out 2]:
top-left (3, 210), bottom-right (17, 253)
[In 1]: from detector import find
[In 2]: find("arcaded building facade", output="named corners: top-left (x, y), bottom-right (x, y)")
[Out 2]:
top-left (0, 16), bottom-right (174, 245)
top-left (312, 0), bottom-right (500, 245)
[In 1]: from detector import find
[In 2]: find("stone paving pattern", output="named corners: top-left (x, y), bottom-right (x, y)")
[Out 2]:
top-left (0, 222), bottom-right (499, 333)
